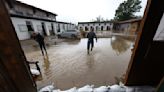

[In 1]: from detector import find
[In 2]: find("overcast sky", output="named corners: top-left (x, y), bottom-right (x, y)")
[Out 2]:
top-left (17, 0), bottom-right (147, 24)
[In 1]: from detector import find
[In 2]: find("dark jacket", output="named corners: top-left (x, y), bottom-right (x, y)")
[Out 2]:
top-left (87, 31), bottom-right (97, 41)
top-left (34, 33), bottom-right (44, 43)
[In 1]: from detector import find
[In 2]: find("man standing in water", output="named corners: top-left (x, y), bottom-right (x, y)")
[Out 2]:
top-left (32, 32), bottom-right (47, 56)
top-left (87, 29), bottom-right (97, 54)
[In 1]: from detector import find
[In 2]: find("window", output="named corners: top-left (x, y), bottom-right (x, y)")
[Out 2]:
top-left (90, 26), bottom-right (93, 31)
top-left (46, 13), bottom-right (49, 17)
top-left (26, 12), bottom-right (33, 17)
top-left (80, 27), bottom-right (83, 31)
top-left (15, 11), bottom-right (23, 15)
top-left (18, 24), bottom-right (28, 32)
top-left (26, 21), bottom-right (31, 25)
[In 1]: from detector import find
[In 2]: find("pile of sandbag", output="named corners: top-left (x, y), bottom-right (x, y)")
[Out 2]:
top-left (39, 84), bottom-right (111, 92)
top-left (30, 69), bottom-right (40, 76)
top-left (38, 83), bottom-right (154, 92)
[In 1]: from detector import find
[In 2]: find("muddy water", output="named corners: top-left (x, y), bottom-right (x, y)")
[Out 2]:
top-left (25, 36), bottom-right (134, 90)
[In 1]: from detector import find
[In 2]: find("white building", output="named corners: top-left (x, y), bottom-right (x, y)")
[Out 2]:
top-left (78, 21), bottom-right (113, 32)
top-left (6, 1), bottom-right (76, 40)
top-left (56, 21), bottom-right (76, 34)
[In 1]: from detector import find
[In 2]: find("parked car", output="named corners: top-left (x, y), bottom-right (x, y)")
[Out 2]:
top-left (57, 30), bottom-right (80, 38)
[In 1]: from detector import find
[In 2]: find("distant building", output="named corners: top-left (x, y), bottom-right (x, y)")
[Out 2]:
top-left (56, 21), bottom-right (76, 34)
top-left (78, 21), bottom-right (113, 32)
top-left (5, 1), bottom-right (76, 40)
top-left (113, 19), bottom-right (142, 35)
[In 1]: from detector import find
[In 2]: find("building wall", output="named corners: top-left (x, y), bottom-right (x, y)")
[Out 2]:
top-left (78, 22), bottom-right (113, 31)
top-left (14, 4), bottom-right (33, 16)
top-left (31, 20), bottom-right (42, 34)
top-left (130, 22), bottom-right (139, 34)
top-left (9, 2), bottom-right (56, 21)
top-left (11, 17), bottom-right (31, 40)
top-left (119, 22), bottom-right (139, 35)
top-left (48, 14), bottom-right (56, 20)
top-left (59, 23), bottom-right (64, 33)
top-left (44, 22), bottom-right (51, 35)
top-left (11, 17), bottom-right (59, 40)
top-left (119, 23), bottom-right (130, 34)
top-left (153, 13), bottom-right (164, 41)
top-left (11, 17), bottom-right (76, 40)
top-left (56, 23), bottom-right (76, 34)
top-left (53, 23), bottom-right (57, 33)
top-left (34, 10), bottom-right (47, 18)
top-left (7, 1), bottom-right (77, 40)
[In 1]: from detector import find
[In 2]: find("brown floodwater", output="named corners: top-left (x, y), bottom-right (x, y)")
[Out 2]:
top-left (24, 36), bottom-right (135, 90)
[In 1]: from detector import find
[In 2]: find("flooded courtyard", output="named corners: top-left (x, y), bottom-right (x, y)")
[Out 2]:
top-left (23, 36), bottom-right (135, 90)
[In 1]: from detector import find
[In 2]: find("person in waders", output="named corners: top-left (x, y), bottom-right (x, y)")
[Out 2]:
top-left (32, 32), bottom-right (47, 56)
top-left (87, 29), bottom-right (97, 54)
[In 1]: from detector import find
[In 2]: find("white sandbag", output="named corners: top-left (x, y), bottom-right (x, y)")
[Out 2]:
top-left (119, 81), bottom-right (124, 87)
top-left (59, 87), bottom-right (77, 92)
top-left (77, 85), bottom-right (94, 92)
top-left (109, 84), bottom-right (126, 92)
top-left (93, 86), bottom-right (109, 92)
top-left (53, 89), bottom-right (60, 92)
top-left (30, 69), bottom-right (40, 75)
top-left (39, 85), bottom-right (55, 92)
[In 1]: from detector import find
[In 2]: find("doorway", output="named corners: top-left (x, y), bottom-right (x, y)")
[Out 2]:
top-left (57, 24), bottom-right (60, 32)
top-left (41, 22), bottom-right (47, 36)
top-left (26, 21), bottom-right (34, 38)
top-left (101, 26), bottom-right (104, 31)
top-left (85, 26), bottom-right (88, 31)
top-left (51, 23), bottom-right (55, 35)
top-left (107, 26), bottom-right (111, 31)
top-left (26, 21), bottom-right (34, 32)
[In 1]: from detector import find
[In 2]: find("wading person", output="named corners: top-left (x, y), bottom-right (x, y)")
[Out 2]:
top-left (32, 32), bottom-right (47, 56)
top-left (87, 29), bottom-right (97, 54)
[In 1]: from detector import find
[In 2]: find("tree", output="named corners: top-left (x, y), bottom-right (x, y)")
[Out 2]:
top-left (91, 16), bottom-right (104, 22)
top-left (114, 0), bottom-right (142, 21)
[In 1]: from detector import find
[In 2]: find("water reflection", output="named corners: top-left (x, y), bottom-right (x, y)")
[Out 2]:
top-left (36, 74), bottom-right (43, 81)
top-left (43, 55), bottom-right (51, 74)
top-left (111, 36), bottom-right (131, 55)
top-left (35, 55), bottom-right (50, 81)
top-left (61, 39), bottom-right (80, 45)
top-left (86, 54), bottom-right (95, 69)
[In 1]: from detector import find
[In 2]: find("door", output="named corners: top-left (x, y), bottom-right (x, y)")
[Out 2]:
top-left (26, 21), bottom-right (34, 38)
top-left (41, 22), bottom-right (47, 36)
